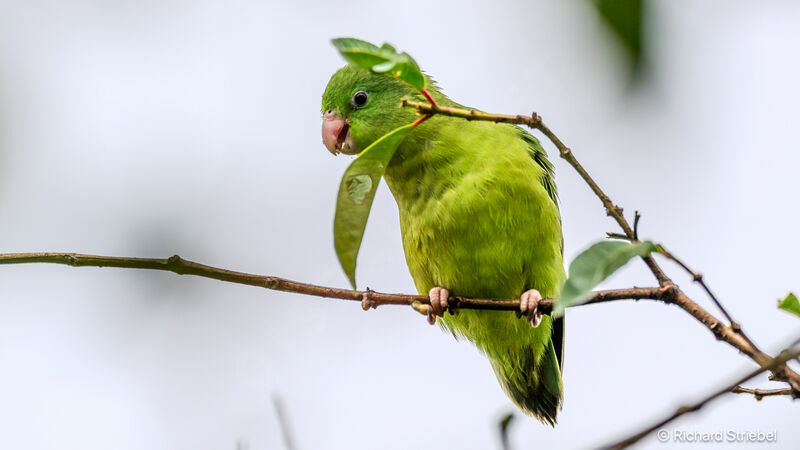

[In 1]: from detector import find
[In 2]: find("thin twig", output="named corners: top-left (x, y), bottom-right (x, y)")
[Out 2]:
top-left (730, 386), bottom-right (795, 400)
top-left (657, 245), bottom-right (736, 326)
top-left (604, 344), bottom-right (800, 449)
top-left (272, 394), bottom-right (297, 450)
top-left (0, 252), bottom-right (666, 314)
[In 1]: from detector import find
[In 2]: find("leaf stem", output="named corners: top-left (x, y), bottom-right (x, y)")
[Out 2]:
top-left (411, 114), bottom-right (432, 127)
top-left (420, 89), bottom-right (438, 108)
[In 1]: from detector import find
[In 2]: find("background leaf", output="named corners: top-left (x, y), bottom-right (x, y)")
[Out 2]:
top-left (498, 412), bottom-right (515, 450)
top-left (778, 292), bottom-right (800, 318)
top-left (553, 240), bottom-right (657, 316)
top-left (593, 0), bottom-right (645, 82)
top-left (334, 124), bottom-right (415, 289)
top-left (331, 37), bottom-right (426, 90)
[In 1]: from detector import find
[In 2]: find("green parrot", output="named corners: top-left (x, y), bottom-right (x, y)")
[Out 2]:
top-left (321, 65), bottom-right (565, 424)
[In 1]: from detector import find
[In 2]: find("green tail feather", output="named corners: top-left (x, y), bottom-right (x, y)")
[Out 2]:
top-left (490, 337), bottom-right (563, 425)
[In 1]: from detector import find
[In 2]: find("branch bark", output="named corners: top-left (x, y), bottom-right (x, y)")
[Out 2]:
top-left (0, 252), bottom-right (665, 314)
top-left (730, 386), bottom-right (795, 399)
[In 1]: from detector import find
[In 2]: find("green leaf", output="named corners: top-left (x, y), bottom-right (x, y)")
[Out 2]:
top-left (331, 37), bottom-right (426, 90)
top-left (334, 123), bottom-right (416, 289)
top-left (778, 292), bottom-right (800, 318)
top-left (553, 240), bottom-right (657, 316)
top-left (345, 174), bottom-right (373, 204)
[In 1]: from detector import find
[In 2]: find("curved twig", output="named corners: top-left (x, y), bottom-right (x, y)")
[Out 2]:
top-left (657, 245), bottom-right (737, 328)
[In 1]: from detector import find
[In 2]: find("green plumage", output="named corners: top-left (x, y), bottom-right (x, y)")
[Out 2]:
top-left (322, 66), bottom-right (566, 423)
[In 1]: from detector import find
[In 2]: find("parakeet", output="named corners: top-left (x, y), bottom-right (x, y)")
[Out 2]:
top-left (321, 65), bottom-right (566, 424)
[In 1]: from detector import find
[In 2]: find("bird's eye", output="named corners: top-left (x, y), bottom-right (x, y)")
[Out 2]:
top-left (351, 90), bottom-right (369, 108)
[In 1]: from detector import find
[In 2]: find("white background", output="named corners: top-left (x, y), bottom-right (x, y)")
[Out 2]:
top-left (1, 1), bottom-right (798, 448)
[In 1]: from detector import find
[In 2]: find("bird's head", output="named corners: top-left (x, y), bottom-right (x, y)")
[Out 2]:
top-left (321, 65), bottom-right (422, 155)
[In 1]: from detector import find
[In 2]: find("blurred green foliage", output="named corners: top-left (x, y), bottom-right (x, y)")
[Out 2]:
top-left (498, 412), bottom-right (515, 450)
top-left (592, 0), bottom-right (645, 81)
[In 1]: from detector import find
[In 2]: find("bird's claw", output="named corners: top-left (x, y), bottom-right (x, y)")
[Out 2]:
top-left (427, 286), bottom-right (450, 325)
top-left (518, 289), bottom-right (543, 328)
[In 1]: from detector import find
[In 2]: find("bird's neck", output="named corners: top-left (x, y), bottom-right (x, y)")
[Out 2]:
top-left (383, 125), bottom-right (462, 217)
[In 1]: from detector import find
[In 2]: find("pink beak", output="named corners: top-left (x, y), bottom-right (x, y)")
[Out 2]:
top-left (322, 110), bottom-right (358, 155)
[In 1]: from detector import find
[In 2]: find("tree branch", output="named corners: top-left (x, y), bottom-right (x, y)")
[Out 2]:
top-left (0, 252), bottom-right (665, 315)
top-left (730, 386), bottom-right (795, 400)
top-left (603, 344), bottom-right (800, 449)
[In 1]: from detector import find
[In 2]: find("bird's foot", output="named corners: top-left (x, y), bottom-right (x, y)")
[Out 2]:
top-left (426, 286), bottom-right (450, 325)
top-left (517, 289), bottom-right (543, 328)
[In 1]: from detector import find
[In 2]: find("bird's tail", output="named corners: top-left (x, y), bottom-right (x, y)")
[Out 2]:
top-left (490, 337), bottom-right (563, 425)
